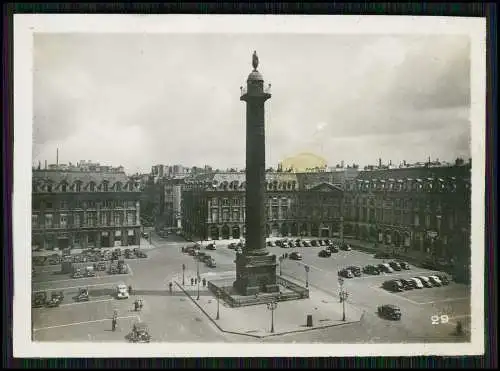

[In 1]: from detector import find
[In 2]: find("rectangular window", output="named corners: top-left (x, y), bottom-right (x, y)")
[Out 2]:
top-left (115, 200), bottom-right (124, 208)
top-left (32, 214), bottom-right (38, 228)
top-left (233, 210), bottom-right (240, 221)
top-left (211, 209), bottom-right (218, 223)
top-left (45, 201), bottom-right (53, 209)
top-left (233, 198), bottom-right (240, 206)
top-left (414, 214), bottom-right (420, 226)
top-left (127, 211), bottom-right (134, 225)
top-left (282, 207), bottom-right (288, 219)
top-left (222, 209), bottom-right (230, 222)
top-left (74, 213), bottom-right (81, 227)
top-left (86, 211), bottom-right (97, 227)
top-left (60, 214), bottom-right (67, 228)
top-left (222, 199), bottom-right (229, 207)
top-left (87, 201), bottom-right (96, 209)
top-left (60, 201), bottom-right (68, 210)
top-left (272, 207), bottom-right (279, 220)
top-left (425, 214), bottom-right (431, 228)
top-left (45, 214), bottom-right (53, 228)
top-left (73, 233), bottom-right (80, 246)
top-left (114, 213), bottom-right (121, 226)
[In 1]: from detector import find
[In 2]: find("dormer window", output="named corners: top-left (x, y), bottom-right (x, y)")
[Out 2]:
top-left (47, 184), bottom-right (52, 192)
top-left (115, 182), bottom-right (122, 191)
top-left (61, 183), bottom-right (67, 192)
top-left (75, 182), bottom-right (81, 192)
top-left (129, 182), bottom-right (134, 191)
top-left (103, 182), bottom-right (108, 192)
top-left (89, 182), bottom-right (95, 192)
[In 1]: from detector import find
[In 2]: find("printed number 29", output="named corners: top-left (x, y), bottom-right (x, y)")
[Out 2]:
top-left (431, 315), bottom-right (449, 325)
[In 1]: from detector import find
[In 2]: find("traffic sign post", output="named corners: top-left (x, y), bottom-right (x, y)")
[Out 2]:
top-left (266, 300), bottom-right (278, 333)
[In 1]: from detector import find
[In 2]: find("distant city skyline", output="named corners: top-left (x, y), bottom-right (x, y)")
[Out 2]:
top-left (33, 33), bottom-right (471, 174)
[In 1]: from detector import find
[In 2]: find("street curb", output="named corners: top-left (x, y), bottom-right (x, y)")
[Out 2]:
top-left (174, 281), bottom-right (360, 339)
top-left (174, 281), bottom-right (261, 339)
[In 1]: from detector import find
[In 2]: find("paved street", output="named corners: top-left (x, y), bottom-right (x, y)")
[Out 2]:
top-left (32, 234), bottom-right (471, 343)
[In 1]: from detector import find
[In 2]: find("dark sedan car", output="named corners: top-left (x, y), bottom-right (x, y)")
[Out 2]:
top-left (340, 244), bottom-right (352, 251)
top-left (401, 279), bottom-right (416, 290)
top-left (378, 304), bottom-right (402, 320)
top-left (289, 252), bottom-right (303, 260)
top-left (328, 245), bottom-right (339, 253)
top-left (338, 269), bottom-right (354, 278)
top-left (388, 261), bottom-right (402, 271)
top-left (347, 266), bottom-right (362, 277)
top-left (363, 265), bottom-right (380, 275)
top-left (396, 261), bottom-right (411, 270)
top-left (374, 252), bottom-right (393, 259)
top-left (311, 240), bottom-right (319, 247)
top-left (318, 249), bottom-right (331, 258)
top-left (382, 280), bottom-right (404, 292)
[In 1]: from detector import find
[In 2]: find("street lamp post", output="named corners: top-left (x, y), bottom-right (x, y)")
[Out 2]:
top-left (304, 265), bottom-right (310, 288)
top-left (338, 277), bottom-right (349, 321)
top-left (182, 263), bottom-right (186, 286)
top-left (216, 291), bottom-right (220, 320)
top-left (196, 257), bottom-right (200, 300)
top-left (266, 300), bottom-right (278, 333)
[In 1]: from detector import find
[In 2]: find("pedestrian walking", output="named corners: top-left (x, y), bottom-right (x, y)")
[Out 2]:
top-left (202, 278), bottom-right (206, 287)
top-left (112, 318), bottom-right (117, 332)
top-left (194, 278), bottom-right (198, 285)
top-left (134, 300), bottom-right (139, 312)
top-left (129, 285), bottom-right (133, 295)
top-left (169, 282), bottom-right (173, 294)
top-left (190, 277), bottom-right (194, 286)
top-left (139, 299), bottom-right (143, 311)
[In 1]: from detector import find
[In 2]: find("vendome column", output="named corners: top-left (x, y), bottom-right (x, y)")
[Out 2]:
top-left (233, 52), bottom-right (279, 296)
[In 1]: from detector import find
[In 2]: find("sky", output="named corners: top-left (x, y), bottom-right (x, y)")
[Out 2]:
top-left (33, 33), bottom-right (471, 174)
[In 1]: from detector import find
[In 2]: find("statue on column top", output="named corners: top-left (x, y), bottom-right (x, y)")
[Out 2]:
top-left (252, 51), bottom-right (259, 71)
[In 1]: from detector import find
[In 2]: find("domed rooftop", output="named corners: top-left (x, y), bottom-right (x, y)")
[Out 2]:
top-left (247, 70), bottom-right (264, 82)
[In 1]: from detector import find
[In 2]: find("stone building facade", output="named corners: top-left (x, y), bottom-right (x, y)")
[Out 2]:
top-left (181, 172), bottom-right (344, 241)
top-left (343, 163), bottom-right (471, 264)
top-left (32, 170), bottom-right (142, 251)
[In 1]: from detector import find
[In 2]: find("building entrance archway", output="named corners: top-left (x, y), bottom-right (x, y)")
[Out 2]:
top-left (281, 223), bottom-right (289, 237)
top-left (271, 223), bottom-right (280, 237)
top-left (221, 225), bottom-right (230, 240)
top-left (311, 224), bottom-right (319, 237)
top-left (232, 225), bottom-right (240, 239)
top-left (210, 225), bottom-right (219, 240)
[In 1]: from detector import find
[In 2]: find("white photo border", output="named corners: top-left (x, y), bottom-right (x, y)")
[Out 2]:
top-left (13, 14), bottom-right (486, 358)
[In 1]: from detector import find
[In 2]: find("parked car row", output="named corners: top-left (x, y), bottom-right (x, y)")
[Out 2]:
top-left (338, 261), bottom-right (411, 279)
top-left (382, 274), bottom-right (450, 292)
top-left (268, 238), bottom-right (352, 250)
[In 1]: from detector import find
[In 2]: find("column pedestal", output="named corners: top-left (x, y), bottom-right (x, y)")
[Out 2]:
top-left (233, 253), bottom-right (279, 295)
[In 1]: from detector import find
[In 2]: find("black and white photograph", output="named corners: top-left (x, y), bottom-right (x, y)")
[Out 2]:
top-left (13, 15), bottom-right (485, 357)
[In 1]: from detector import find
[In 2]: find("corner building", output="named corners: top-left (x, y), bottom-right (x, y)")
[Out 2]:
top-left (32, 170), bottom-right (142, 251)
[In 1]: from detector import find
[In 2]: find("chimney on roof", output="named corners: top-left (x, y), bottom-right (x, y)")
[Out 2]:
top-left (378, 158), bottom-right (382, 168)
top-left (44, 160), bottom-right (47, 169)
top-left (389, 160), bottom-right (392, 166)
top-left (56, 148), bottom-right (59, 167)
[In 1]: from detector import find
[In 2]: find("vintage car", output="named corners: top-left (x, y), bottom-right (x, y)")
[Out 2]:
top-left (75, 288), bottom-right (90, 302)
top-left (136, 251), bottom-right (148, 258)
top-left (205, 258), bottom-right (216, 268)
top-left (116, 284), bottom-right (130, 299)
top-left (378, 304), bottom-right (402, 320)
top-left (71, 269), bottom-right (84, 279)
top-left (338, 269), bottom-right (354, 279)
top-left (94, 261), bottom-right (107, 271)
top-left (85, 266), bottom-right (96, 277)
top-left (206, 243), bottom-right (216, 250)
top-left (46, 294), bottom-right (62, 308)
top-left (318, 249), bottom-right (331, 258)
top-left (32, 292), bottom-right (47, 308)
top-left (128, 322), bottom-right (151, 343)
